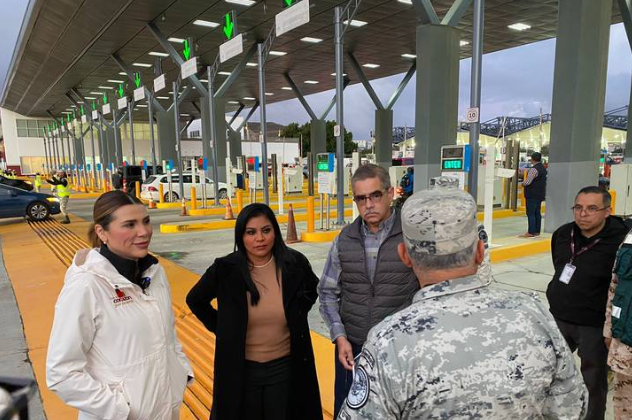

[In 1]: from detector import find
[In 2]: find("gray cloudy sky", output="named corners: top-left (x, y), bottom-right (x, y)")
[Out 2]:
top-left (0, 1), bottom-right (629, 141)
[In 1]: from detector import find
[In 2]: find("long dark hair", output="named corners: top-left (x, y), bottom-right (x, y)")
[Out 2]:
top-left (234, 203), bottom-right (289, 305)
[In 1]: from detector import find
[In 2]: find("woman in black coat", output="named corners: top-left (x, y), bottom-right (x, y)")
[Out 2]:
top-left (186, 203), bottom-right (323, 420)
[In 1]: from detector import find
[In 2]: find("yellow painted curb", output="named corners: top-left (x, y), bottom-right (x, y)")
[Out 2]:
top-left (301, 230), bottom-right (341, 242)
top-left (188, 198), bottom-right (353, 217)
top-left (490, 239), bottom-right (551, 263)
top-left (160, 208), bottom-right (354, 233)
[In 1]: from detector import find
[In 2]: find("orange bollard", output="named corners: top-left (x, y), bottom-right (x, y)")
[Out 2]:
top-left (180, 198), bottom-right (188, 216)
top-left (159, 183), bottom-right (165, 204)
top-left (135, 181), bottom-right (141, 198)
top-left (224, 200), bottom-right (235, 220)
top-left (307, 196), bottom-right (315, 233)
top-left (191, 186), bottom-right (197, 211)
top-left (236, 189), bottom-right (244, 213)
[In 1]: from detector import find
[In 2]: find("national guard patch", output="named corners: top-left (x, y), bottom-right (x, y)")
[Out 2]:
top-left (346, 365), bottom-right (370, 409)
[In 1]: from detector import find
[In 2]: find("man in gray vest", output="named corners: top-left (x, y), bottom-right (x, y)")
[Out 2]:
top-left (338, 187), bottom-right (587, 420)
top-left (318, 164), bottom-right (419, 418)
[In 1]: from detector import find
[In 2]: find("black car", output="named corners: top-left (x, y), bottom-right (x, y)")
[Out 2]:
top-left (119, 165), bottom-right (163, 193)
top-left (0, 175), bottom-right (33, 191)
top-left (0, 184), bottom-right (61, 220)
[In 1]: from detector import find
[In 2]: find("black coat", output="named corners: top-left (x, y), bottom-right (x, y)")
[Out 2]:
top-left (186, 249), bottom-right (323, 420)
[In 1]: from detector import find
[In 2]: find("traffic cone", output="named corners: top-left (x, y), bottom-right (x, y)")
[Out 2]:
top-left (224, 200), bottom-right (235, 220)
top-left (180, 198), bottom-right (188, 216)
top-left (148, 196), bottom-right (156, 209)
top-left (286, 204), bottom-right (299, 244)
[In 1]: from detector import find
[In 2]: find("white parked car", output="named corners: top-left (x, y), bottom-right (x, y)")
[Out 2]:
top-left (140, 173), bottom-right (228, 202)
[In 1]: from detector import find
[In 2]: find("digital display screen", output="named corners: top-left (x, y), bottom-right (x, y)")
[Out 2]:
top-left (317, 162), bottom-right (330, 171)
top-left (442, 159), bottom-right (463, 170)
top-left (317, 154), bottom-right (332, 172)
top-left (442, 147), bottom-right (464, 159)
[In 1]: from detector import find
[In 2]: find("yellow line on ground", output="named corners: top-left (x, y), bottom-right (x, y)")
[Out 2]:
top-left (490, 239), bottom-right (551, 263)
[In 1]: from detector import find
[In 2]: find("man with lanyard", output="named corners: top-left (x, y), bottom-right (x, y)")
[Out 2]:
top-left (547, 186), bottom-right (629, 420)
top-left (47, 171), bottom-right (71, 224)
top-left (318, 164), bottom-right (418, 419)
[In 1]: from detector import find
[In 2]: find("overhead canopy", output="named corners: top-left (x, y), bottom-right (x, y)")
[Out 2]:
top-left (0, 0), bottom-right (623, 120)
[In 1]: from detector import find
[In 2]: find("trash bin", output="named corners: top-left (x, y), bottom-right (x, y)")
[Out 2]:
top-left (0, 377), bottom-right (35, 420)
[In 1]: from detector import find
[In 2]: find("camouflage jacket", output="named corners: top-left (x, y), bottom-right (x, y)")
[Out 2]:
top-left (603, 231), bottom-right (632, 377)
top-left (338, 274), bottom-right (588, 420)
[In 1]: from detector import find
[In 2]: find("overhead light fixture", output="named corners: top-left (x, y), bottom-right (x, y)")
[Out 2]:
top-left (200, 79), bottom-right (208, 82)
top-left (243, 96), bottom-right (256, 100)
top-left (149, 51), bottom-right (169, 57)
top-left (168, 37), bottom-right (186, 43)
top-left (107, 79), bottom-right (125, 83)
top-left (193, 19), bottom-right (220, 28)
top-left (246, 62), bottom-right (258, 67)
top-left (362, 63), bottom-right (380, 68)
top-left (269, 51), bottom-right (287, 56)
top-left (180, 113), bottom-right (191, 117)
top-left (98, 85), bottom-right (114, 90)
top-left (265, 92), bottom-right (274, 96)
top-left (508, 22), bottom-right (531, 31)
top-left (61, 111), bottom-right (72, 114)
top-left (225, 0), bottom-right (256, 6)
top-left (397, 0), bottom-right (412, 3)
top-left (228, 100), bottom-right (240, 104)
top-left (401, 53), bottom-right (416, 59)
top-left (331, 72), bottom-right (348, 76)
top-left (344, 19), bottom-right (367, 27)
top-left (218, 71), bottom-right (232, 76)
top-left (71, 105), bottom-right (77, 108)
top-left (281, 87), bottom-right (292, 90)
top-left (460, 40), bottom-right (470, 46)
top-left (89, 92), bottom-right (104, 95)
top-left (301, 37), bottom-right (323, 43)
top-left (118, 72), bottom-right (127, 76)
top-left (157, 96), bottom-right (170, 100)
top-left (304, 80), bottom-right (319, 84)
top-left (84, 96), bottom-right (97, 100)
top-left (133, 62), bottom-right (152, 68)
top-left (137, 104), bottom-right (148, 108)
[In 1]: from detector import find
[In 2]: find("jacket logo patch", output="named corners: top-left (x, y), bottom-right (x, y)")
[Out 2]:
top-left (113, 288), bottom-right (133, 305)
top-left (347, 365), bottom-right (370, 410)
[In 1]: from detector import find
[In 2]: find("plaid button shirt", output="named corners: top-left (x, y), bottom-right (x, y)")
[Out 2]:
top-left (318, 210), bottom-right (396, 342)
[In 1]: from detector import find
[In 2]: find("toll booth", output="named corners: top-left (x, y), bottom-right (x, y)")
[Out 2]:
top-left (440, 145), bottom-right (470, 190)
top-left (246, 156), bottom-right (263, 190)
top-left (316, 153), bottom-right (350, 196)
top-left (284, 166), bottom-right (303, 193)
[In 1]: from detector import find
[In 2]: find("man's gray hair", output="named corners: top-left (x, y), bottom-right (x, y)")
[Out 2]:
top-left (407, 238), bottom-right (478, 270)
top-left (351, 164), bottom-right (391, 191)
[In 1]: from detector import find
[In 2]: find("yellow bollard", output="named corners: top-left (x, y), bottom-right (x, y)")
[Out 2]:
top-left (307, 196), bottom-right (315, 233)
top-left (159, 183), bottom-right (165, 204)
top-left (236, 189), bottom-right (244, 213)
top-left (191, 186), bottom-right (197, 210)
top-left (135, 181), bottom-right (141, 198)
top-left (611, 189), bottom-right (617, 214)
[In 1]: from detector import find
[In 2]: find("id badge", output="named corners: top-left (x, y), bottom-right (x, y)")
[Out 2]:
top-left (559, 263), bottom-right (576, 284)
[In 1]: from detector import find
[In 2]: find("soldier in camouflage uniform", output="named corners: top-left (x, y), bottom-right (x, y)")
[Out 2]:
top-left (338, 187), bottom-right (588, 420)
top-left (604, 229), bottom-right (632, 420)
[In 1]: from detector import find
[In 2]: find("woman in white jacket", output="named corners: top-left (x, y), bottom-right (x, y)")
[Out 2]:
top-left (46, 190), bottom-right (192, 420)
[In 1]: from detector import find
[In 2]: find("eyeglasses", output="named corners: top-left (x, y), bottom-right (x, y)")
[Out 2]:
top-left (571, 205), bottom-right (610, 215)
top-left (353, 190), bottom-right (385, 205)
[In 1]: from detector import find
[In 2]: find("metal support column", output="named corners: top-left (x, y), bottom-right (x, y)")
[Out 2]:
top-left (128, 101), bottom-right (136, 165)
top-left (334, 6), bottom-right (346, 224)
top-left (42, 134), bottom-right (50, 174)
top-left (112, 108), bottom-right (122, 167)
top-left (148, 94), bottom-right (158, 174)
top-left (98, 119), bottom-right (107, 184)
top-left (207, 66), bottom-right (221, 206)
top-left (172, 82), bottom-right (185, 199)
top-left (258, 43), bottom-right (270, 205)
top-left (467, 0), bottom-right (484, 200)
top-left (89, 121), bottom-right (97, 188)
top-left (59, 125), bottom-right (67, 171)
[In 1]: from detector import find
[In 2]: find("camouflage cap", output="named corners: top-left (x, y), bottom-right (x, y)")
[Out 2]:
top-left (401, 187), bottom-right (478, 256)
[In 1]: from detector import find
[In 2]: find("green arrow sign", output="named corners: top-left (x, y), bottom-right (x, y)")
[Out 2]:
top-left (183, 39), bottom-right (191, 60)
top-left (118, 84), bottom-right (125, 98)
top-left (283, 0), bottom-right (294, 8)
top-left (66, 113), bottom-right (70, 122)
top-left (103, 93), bottom-right (108, 104)
top-left (223, 12), bottom-right (236, 41)
top-left (92, 101), bottom-right (97, 110)
top-left (134, 72), bottom-right (141, 89)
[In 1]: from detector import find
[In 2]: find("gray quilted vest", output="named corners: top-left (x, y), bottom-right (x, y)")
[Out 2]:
top-left (337, 210), bottom-right (419, 345)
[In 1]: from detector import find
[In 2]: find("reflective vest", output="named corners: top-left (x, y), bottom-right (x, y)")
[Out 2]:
top-left (56, 181), bottom-right (70, 198)
top-left (35, 175), bottom-right (42, 188)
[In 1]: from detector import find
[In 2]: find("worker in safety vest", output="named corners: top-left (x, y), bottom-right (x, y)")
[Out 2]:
top-left (47, 171), bottom-right (71, 224)
top-left (34, 173), bottom-right (43, 193)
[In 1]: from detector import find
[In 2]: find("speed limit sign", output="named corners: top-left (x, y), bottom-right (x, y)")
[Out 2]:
top-left (466, 107), bottom-right (479, 123)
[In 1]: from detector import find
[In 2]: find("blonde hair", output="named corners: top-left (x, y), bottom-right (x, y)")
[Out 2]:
top-left (88, 191), bottom-right (143, 247)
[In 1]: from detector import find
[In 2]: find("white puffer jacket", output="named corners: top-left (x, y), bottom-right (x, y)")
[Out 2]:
top-left (46, 248), bottom-right (193, 420)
